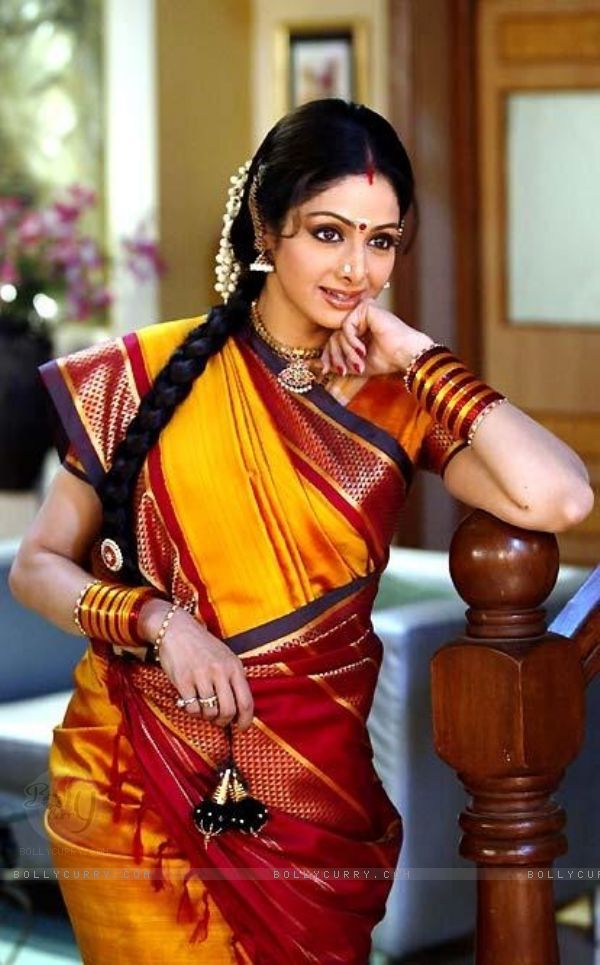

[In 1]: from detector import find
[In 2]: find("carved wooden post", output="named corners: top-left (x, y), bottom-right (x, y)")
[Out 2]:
top-left (431, 510), bottom-right (586, 965)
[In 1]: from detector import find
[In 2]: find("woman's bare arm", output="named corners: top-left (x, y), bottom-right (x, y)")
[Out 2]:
top-left (322, 302), bottom-right (595, 534)
top-left (9, 467), bottom-right (105, 633)
top-left (9, 467), bottom-right (254, 729)
top-left (442, 403), bottom-right (594, 533)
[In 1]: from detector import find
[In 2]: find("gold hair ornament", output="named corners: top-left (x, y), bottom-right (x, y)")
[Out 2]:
top-left (248, 168), bottom-right (274, 273)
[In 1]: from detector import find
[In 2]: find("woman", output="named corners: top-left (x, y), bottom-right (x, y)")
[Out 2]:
top-left (10, 100), bottom-right (593, 963)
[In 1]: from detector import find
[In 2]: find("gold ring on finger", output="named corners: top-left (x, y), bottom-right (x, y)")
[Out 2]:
top-left (197, 694), bottom-right (218, 707)
top-left (175, 695), bottom-right (200, 708)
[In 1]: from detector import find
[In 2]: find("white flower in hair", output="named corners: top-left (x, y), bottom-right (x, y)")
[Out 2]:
top-left (214, 159), bottom-right (253, 303)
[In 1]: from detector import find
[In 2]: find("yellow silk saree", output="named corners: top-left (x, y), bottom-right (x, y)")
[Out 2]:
top-left (40, 316), bottom-right (465, 963)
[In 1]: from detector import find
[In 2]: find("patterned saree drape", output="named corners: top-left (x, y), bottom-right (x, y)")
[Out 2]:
top-left (40, 317), bottom-right (461, 963)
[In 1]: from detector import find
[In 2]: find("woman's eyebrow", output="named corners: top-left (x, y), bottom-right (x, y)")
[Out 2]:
top-left (305, 210), bottom-right (401, 230)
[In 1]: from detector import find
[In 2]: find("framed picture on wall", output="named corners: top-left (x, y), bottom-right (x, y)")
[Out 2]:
top-left (275, 21), bottom-right (369, 115)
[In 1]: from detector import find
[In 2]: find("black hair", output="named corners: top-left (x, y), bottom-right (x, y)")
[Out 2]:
top-left (98, 99), bottom-right (416, 583)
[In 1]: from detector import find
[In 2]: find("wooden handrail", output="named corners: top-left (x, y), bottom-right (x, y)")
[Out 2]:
top-left (431, 510), bottom-right (588, 965)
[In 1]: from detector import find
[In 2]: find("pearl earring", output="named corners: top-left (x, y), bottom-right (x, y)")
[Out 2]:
top-left (383, 281), bottom-right (391, 290)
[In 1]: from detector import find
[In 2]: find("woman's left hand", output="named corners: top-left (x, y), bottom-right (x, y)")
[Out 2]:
top-left (320, 299), bottom-right (433, 378)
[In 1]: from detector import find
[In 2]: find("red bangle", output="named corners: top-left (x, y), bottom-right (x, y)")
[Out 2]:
top-left (404, 346), bottom-right (506, 444)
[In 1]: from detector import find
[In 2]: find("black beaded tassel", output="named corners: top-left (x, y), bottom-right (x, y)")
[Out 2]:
top-left (191, 725), bottom-right (269, 848)
top-left (192, 762), bottom-right (235, 849)
top-left (227, 765), bottom-right (269, 835)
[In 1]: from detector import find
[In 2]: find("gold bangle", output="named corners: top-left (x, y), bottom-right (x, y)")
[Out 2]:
top-left (404, 346), bottom-right (507, 442)
top-left (73, 580), bottom-right (101, 636)
top-left (403, 342), bottom-right (445, 390)
top-left (453, 384), bottom-right (497, 437)
top-left (76, 581), bottom-right (158, 646)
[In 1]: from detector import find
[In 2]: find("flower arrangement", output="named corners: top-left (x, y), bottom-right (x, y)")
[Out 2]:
top-left (0, 184), bottom-right (164, 326)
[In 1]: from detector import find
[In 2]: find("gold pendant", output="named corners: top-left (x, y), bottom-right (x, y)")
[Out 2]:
top-left (277, 360), bottom-right (316, 394)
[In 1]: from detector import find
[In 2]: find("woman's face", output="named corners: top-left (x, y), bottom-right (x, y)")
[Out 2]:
top-left (262, 173), bottom-right (402, 336)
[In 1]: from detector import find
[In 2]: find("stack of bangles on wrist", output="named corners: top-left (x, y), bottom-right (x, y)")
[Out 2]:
top-left (403, 344), bottom-right (507, 444)
top-left (73, 581), bottom-right (194, 662)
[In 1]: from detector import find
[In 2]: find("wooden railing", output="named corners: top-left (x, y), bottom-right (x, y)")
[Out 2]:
top-left (431, 509), bottom-right (599, 965)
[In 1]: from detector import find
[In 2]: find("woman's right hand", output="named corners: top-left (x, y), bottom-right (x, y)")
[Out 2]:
top-left (140, 600), bottom-right (254, 731)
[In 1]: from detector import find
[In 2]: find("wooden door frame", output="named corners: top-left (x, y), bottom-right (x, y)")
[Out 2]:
top-left (450, 0), bottom-right (481, 373)
top-left (388, 0), bottom-right (481, 547)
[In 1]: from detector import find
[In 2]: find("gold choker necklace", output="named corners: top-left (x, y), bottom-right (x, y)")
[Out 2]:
top-left (250, 302), bottom-right (328, 394)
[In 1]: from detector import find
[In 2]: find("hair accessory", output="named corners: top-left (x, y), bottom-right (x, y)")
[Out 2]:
top-left (250, 301), bottom-right (325, 394)
top-left (192, 724), bottom-right (269, 850)
top-left (215, 158), bottom-right (253, 302)
top-left (404, 345), bottom-right (507, 444)
top-left (248, 170), bottom-right (274, 273)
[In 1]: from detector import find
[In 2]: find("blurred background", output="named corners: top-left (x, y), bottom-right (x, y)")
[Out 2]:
top-left (1, 3), bottom-right (599, 963)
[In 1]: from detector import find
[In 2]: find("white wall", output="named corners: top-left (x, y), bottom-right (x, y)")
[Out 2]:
top-left (104, 0), bottom-right (159, 334)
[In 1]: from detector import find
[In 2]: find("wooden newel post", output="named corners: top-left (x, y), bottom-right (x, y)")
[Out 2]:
top-left (431, 510), bottom-right (586, 965)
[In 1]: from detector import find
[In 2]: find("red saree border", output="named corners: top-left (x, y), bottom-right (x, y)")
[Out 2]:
top-left (116, 672), bottom-right (395, 964)
top-left (106, 581), bottom-right (402, 964)
top-left (286, 444), bottom-right (382, 563)
top-left (240, 326), bottom-right (414, 485)
top-left (235, 333), bottom-right (406, 567)
top-left (122, 332), bottom-right (221, 632)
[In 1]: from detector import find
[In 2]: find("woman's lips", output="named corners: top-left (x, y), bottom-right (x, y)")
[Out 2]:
top-left (319, 286), bottom-right (365, 310)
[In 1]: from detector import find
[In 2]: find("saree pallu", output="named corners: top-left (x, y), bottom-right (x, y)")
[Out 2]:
top-left (40, 317), bottom-right (465, 963)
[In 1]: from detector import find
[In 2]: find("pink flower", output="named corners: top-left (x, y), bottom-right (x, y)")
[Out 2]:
top-left (91, 287), bottom-right (112, 310)
top-left (18, 211), bottom-right (45, 246)
top-left (0, 184), bottom-right (163, 323)
top-left (0, 197), bottom-right (22, 231)
top-left (66, 185), bottom-right (97, 210)
top-left (0, 260), bottom-right (19, 285)
top-left (122, 235), bottom-right (166, 281)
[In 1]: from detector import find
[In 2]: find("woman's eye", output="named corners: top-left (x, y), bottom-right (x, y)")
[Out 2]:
top-left (313, 226), bottom-right (343, 243)
top-left (369, 234), bottom-right (399, 251)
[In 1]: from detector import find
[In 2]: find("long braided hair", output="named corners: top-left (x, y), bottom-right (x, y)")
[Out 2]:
top-left (97, 99), bottom-right (416, 584)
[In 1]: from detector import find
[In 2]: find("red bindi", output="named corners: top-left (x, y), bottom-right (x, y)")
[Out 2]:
top-left (358, 222), bottom-right (368, 231)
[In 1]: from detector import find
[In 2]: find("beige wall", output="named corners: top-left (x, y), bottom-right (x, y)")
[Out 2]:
top-left (156, 0), bottom-right (252, 320)
top-left (155, 0), bottom-right (389, 320)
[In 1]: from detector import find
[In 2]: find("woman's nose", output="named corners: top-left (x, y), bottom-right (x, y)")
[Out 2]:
top-left (341, 242), bottom-right (367, 284)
